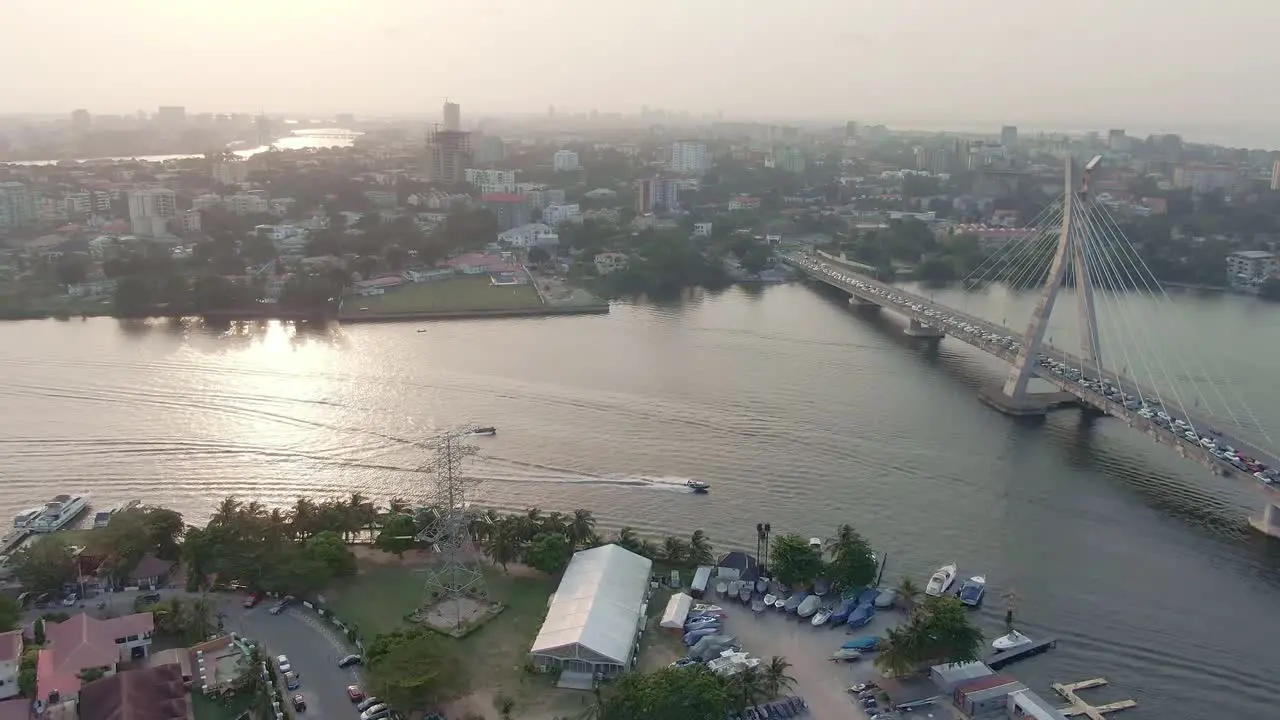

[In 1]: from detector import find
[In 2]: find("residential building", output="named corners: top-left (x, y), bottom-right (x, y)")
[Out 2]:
top-left (212, 160), bottom-right (250, 186)
top-left (954, 674), bottom-right (1025, 717)
top-left (37, 196), bottom-right (68, 224)
top-left (583, 188), bottom-right (617, 201)
top-left (1001, 125), bottom-right (1018, 147)
top-left (775, 146), bottom-right (806, 174)
top-left (126, 554), bottom-right (175, 589)
top-left (191, 193), bottom-right (222, 211)
top-left (36, 612), bottom-right (154, 705)
top-left (594, 252), bottom-right (630, 275)
top-left (670, 141), bottom-right (711, 174)
top-left (363, 190), bottom-right (398, 208)
top-left (1172, 163), bottom-right (1237, 193)
top-left (156, 106), bottom-right (186, 137)
top-left (225, 193), bottom-right (269, 216)
top-left (0, 182), bottom-right (37, 230)
top-left (127, 188), bottom-right (177, 237)
top-left (465, 168), bottom-right (517, 193)
top-left (1271, 158), bottom-right (1280, 191)
top-left (255, 224), bottom-right (301, 241)
top-left (426, 128), bottom-right (472, 184)
top-left (79, 663), bottom-right (188, 720)
top-left (481, 193), bottom-right (531, 231)
top-left (64, 192), bottom-right (94, 215)
top-left (552, 150), bottom-right (580, 172)
top-left (179, 209), bottom-right (201, 233)
top-left (473, 134), bottom-right (506, 165)
top-left (498, 223), bottom-right (558, 248)
top-left (0, 630), bottom-right (21, 700)
top-left (524, 186), bottom-right (566, 209)
top-left (442, 252), bottom-right (520, 274)
top-left (542, 203), bottom-right (582, 226)
top-left (1108, 129), bottom-right (1130, 153)
top-left (728, 195), bottom-right (761, 211)
top-left (635, 177), bottom-right (680, 214)
top-left (1226, 250), bottom-right (1277, 287)
top-left (692, 222), bottom-right (713, 237)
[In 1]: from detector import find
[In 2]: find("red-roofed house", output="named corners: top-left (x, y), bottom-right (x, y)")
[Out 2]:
top-left (37, 612), bottom-right (154, 705)
top-left (0, 630), bottom-right (22, 700)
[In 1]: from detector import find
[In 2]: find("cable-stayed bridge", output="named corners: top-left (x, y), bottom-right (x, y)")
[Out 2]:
top-left (782, 157), bottom-right (1280, 536)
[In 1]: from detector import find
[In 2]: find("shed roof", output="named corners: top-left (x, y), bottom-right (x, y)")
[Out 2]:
top-left (530, 544), bottom-right (652, 666)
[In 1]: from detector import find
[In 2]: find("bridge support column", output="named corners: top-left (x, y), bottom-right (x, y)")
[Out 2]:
top-left (904, 318), bottom-right (944, 338)
top-left (1248, 500), bottom-right (1280, 538)
top-left (848, 296), bottom-right (880, 311)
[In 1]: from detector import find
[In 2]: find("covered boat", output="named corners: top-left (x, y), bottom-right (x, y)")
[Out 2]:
top-left (958, 576), bottom-right (986, 606)
top-left (873, 588), bottom-right (897, 609)
top-left (737, 581), bottom-right (752, 603)
top-left (830, 598), bottom-right (856, 624)
top-left (783, 591), bottom-right (809, 614)
top-left (751, 598), bottom-right (766, 613)
top-left (797, 595), bottom-right (821, 618)
top-left (925, 563), bottom-right (958, 597)
top-left (830, 648), bottom-right (862, 663)
top-left (842, 635), bottom-right (882, 652)
top-left (846, 602), bottom-right (875, 629)
top-left (684, 627), bottom-right (721, 645)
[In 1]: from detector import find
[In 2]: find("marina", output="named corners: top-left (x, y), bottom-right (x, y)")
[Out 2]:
top-left (12, 494), bottom-right (89, 534)
top-left (1052, 678), bottom-right (1138, 719)
top-left (985, 636), bottom-right (1058, 670)
top-left (93, 499), bottom-right (140, 528)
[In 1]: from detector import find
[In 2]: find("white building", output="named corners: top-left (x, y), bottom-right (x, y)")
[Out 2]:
top-left (498, 223), bottom-right (558, 248)
top-left (127, 187), bottom-right (177, 237)
top-left (692, 221), bottom-right (713, 237)
top-left (670, 141), bottom-right (711, 174)
top-left (225, 193), bottom-right (269, 216)
top-left (542, 203), bottom-right (582, 226)
top-left (0, 630), bottom-right (22, 699)
top-left (64, 192), bottom-right (94, 215)
top-left (465, 168), bottom-right (517, 193)
top-left (528, 544), bottom-right (652, 681)
top-left (553, 150), bottom-right (580, 172)
top-left (1226, 250), bottom-right (1277, 287)
top-left (179, 209), bottom-right (202, 233)
top-left (0, 181), bottom-right (37, 230)
top-left (212, 160), bottom-right (251, 186)
top-left (191, 193), bottom-right (222, 211)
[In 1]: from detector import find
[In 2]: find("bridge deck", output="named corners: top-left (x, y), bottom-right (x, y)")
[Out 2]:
top-left (785, 254), bottom-right (1280, 490)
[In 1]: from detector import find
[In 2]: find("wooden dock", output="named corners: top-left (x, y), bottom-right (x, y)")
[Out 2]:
top-left (1052, 678), bottom-right (1137, 719)
top-left (0, 529), bottom-right (30, 555)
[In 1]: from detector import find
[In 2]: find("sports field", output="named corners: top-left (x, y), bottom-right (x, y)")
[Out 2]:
top-left (340, 275), bottom-right (543, 317)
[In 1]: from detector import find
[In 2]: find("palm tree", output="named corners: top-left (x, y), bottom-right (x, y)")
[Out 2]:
top-left (387, 497), bottom-right (411, 515)
top-left (568, 509), bottom-right (596, 548)
top-left (688, 529), bottom-right (714, 566)
top-left (210, 496), bottom-right (241, 527)
top-left (896, 576), bottom-right (922, 616)
top-left (729, 665), bottom-right (765, 711)
top-left (542, 511), bottom-right (569, 536)
top-left (290, 497), bottom-right (317, 540)
top-left (873, 626), bottom-right (918, 678)
top-left (520, 508), bottom-right (544, 541)
top-left (485, 520), bottom-right (521, 572)
top-left (662, 536), bottom-right (689, 564)
top-left (614, 527), bottom-right (643, 555)
top-left (638, 539), bottom-right (660, 560)
top-left (761, 656), bottom-right (796, 698)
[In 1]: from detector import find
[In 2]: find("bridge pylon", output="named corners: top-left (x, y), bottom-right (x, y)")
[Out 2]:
top-left (980, 156), bottom-right (1103, 417)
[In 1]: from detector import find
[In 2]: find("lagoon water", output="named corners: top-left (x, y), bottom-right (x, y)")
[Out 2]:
top-left (1, 282), bottom-right (1278, 718)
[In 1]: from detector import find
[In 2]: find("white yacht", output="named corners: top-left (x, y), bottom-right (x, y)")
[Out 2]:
top-left (925, 563), bottom-right (958, 597)
top-left (992, 630), bottom-right (1033, 652)
top-left (30, 495), bottom-right (89, 533)
top-left (93, 499), bottom-right (140, 529)
top-left (13, 507), bottom-right (45, 529)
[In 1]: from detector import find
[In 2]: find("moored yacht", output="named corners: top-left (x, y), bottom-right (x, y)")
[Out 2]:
top-left (93, 499), bottom-right (140, 529)
top-left (31, 495), bottom-right (89, 533)
top-left (13, 507), bottom-right (44, 529)
top-left (992, 630), bottom-right (1033, 652)
top-left (925, 563), bottom-right (957, 597)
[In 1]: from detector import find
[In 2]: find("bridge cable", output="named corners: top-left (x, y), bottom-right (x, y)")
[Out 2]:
top-left (963, 204), bottom-right (1066, 321)
top-left (1091, 201), bottom-right (1268, 446)
top-left (959, 200), bottom-right (1066, 288)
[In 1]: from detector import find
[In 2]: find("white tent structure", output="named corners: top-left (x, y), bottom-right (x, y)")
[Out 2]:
top-left (660, 592), bottom-right (693, 631)
top-left (529, 544), bottom-right (653, 679)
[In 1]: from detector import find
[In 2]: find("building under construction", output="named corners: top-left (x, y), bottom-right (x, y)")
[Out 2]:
top-left (426, 126), bottom-right (472, 184)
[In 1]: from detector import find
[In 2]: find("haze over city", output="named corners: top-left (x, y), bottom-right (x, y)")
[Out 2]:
top-left (4, 0), bottom-right (1280, 145)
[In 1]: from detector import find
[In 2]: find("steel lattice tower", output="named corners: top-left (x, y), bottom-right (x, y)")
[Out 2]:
top-left (412, 428), bottom-right (488, 629)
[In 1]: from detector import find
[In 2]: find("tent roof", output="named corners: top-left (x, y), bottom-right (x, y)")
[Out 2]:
top-left (530, 544), bottom-right (653, 665)
top-left (660, 593), bottom-right (694, 629)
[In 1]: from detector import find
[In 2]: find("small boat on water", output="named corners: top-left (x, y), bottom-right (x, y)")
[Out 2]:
top-left (762, 592), bottom-right (777, 607)
top-left (992, 630), bottom-right (1033, 652)
top-left (686, 479), bottom-right (711, 493)
top-left (811, 607), bottom-right (832, 626)
top-left (797, 595), bottom-right (821, 618)
top-left (472, 426), bottom-right (497, 436)
top-left (958, 576), bottom-right (986, 606)
top-left (925, 563), bottom-right (958, 597)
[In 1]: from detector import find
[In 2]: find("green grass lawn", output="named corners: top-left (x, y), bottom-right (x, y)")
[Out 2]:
top-left (190, 691), bottom-right (251, 720)
top-left (340, 276), bottom-right (543, 316)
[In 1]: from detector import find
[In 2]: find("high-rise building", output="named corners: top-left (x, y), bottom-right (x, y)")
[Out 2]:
top-left (670, 141), bottom-right (710, 174)
top-left (635, 177), bottom-right (680, 214)
top-left (480, 193), bottom-right (531, 231)
top-left (1000, 125), bottom-right (1018, 147)
top-left (473, 134), bottom-right (506, 165)
top-left (1272, 158), bottom-right (1280, 191)
top-left (0, 182), bottom-right (37, 230)
top-left (127, 188), bottom-right (178, 237)
top-left (71, 109), bottom-right (91, 133)
top-left (845, 121), bottom-right (858, 139)
top-left (213, 160), bottom-right (251, 186)
top-left (426, 127), bottom-right (473, 184)
top-left (552, 150), bottom-right (580, 172)
top-left (443, 101), bottom-right (462, 132)
top-left (1107, 129), bottom-right (1130, 153)
top-left (775, 146), bottom-right (806, 174)
top-left (465, 168), bottom-right (517, 193)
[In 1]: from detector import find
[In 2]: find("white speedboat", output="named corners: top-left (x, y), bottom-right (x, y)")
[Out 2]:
top-left (30, 495), bottom-right (89, 533)
top-left (762, 593), bottom-right (777, 607)
top-left (992, 630), bottom-right (1033, 652)
top-left (925, 563), bottom-right (957, 597)
top-left (811, 607), bottom-right (832, 626)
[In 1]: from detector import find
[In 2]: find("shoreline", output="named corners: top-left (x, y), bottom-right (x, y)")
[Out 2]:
top-left (0, 303), bottom-right (611, 323)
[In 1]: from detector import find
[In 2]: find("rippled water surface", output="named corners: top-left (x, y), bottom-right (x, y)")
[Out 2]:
top-left (2, 283), bottom-right (1278, 718)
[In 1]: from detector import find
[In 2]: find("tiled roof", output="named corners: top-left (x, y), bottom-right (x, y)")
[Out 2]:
top-left (80, 663), bottom-right (189, 720)
top-left (0, 631), bottom-right (21, 663)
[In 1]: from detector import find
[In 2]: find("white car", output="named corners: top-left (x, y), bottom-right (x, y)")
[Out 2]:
top-left (277, 655), bottom-right (291, 673)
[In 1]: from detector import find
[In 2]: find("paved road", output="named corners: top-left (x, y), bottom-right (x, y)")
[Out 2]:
top-left (228, 599), bottom-right (364, 720)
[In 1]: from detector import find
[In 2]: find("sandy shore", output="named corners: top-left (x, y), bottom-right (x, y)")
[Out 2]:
top-left (714, 595), bottom-right (906, 720)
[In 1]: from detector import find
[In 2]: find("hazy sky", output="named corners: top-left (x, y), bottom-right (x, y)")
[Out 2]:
top-left (4, 0), bottom-right (1279, 134)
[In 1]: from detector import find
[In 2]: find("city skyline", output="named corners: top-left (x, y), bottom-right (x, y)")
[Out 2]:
top-left (3, 0), bottom-right (1279, 143)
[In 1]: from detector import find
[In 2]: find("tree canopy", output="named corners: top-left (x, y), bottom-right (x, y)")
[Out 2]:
top-left (602, 666), bottom-right (730, 720)
top-left (365, 628), bottom-right (466, 712)
top-left (824, 524), bottom-right (878, 591)
top-left (874, 594), bottom-right (983, 676)
top-left (11, 536), bottom-right (77, 592)
top-left (768, 533), bottom-right (823, 587)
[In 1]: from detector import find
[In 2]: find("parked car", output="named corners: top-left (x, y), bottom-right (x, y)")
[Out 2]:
top-left (338, 654), bottom-right (362, 668)
top-left (346, 685), bottom-right (365, 702)
top-left (284, 671), bottom-right (300, 690)
top-left (276, 655), bottom-right (291, 673)
top-left (356, 697), bottom-right (382, 713)
top-left (360, 705), bottom-right (390, 720)
top-left (269, 595), bottom-right (296, 615)
top-left (243, 591), bottom-right (264, 609)
top-left (61, 593), bottom-right (78, 607)
top-left (291, 694), bottom-right (306, 712)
